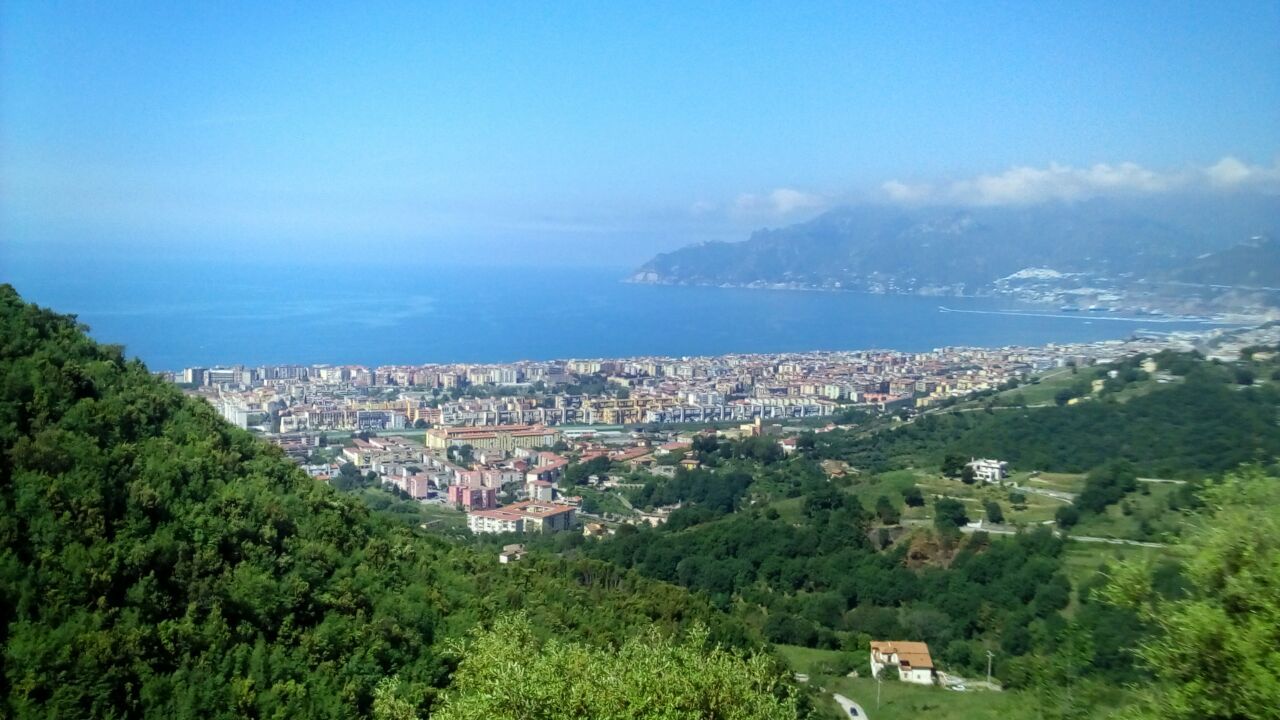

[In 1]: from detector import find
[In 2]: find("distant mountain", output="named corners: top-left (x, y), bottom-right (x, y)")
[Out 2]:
top-left (1173, 237), bottom-right (1280, 288)
top-left (632, 196), bottom-right (1280, 294)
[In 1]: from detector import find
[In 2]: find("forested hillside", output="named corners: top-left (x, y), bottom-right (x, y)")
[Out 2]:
top-left (812, 354), bottom-right (1280, 478)
top-left (0, 285), bottom-right (795, 719)
top-left (563, 350), bottom-right (1280, 716)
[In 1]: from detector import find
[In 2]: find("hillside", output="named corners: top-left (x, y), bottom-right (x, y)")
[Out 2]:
top-left (561, 350), bottom-right (1280, 716)
top-left (1173, 237), bottom-right (1280, 287)
top-left (632, 196), bottom-right (1280, 295)
top-left (812, 355), bottom-right (1280, 479)
top-left (0, 285), bottom-right (792, 719)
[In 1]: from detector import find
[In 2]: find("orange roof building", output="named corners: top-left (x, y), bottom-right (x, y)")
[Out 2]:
top-left (869, 641), bottom-right (936, 685)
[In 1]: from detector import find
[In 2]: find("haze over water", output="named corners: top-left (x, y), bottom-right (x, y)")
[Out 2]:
top-left (2, 256), bottom-right (1216, 371)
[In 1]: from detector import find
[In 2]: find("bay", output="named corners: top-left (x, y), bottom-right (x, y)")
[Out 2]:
top-left (2, 256), bottom-right (1215, 370)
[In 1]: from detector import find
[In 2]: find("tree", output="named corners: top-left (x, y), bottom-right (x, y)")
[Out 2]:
top-left (941, 453), bottom-right (967, 478)
top-left (875, 495), bottom-right (900, 525)
top-left (985, 500), bottom-right (1004, 524)
top-left (1055, 505), bottom-right (1080, 529)
top-left (412, 418), bottom-right (428, 429)
top-left (1105, 468), bottom-right (1280, 719)
top-left (902, 485), bottom-right (925, 507)
top-left (433, 614), bottom-right (802, 720)
top-left (960, 465), bottom-right (977, 485)
top-left (934, 497), bottom-right (968, 532)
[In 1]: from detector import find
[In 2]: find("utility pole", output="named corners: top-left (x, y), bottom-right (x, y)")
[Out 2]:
top-left (986, 650), bottom-right (995, 686)
top-left (876, 672), bottom-right (882, 709)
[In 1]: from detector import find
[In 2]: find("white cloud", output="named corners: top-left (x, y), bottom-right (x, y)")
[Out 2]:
top-left (882, 180), bottom-right (934, 203)
top-left (881, 156), bottom-right (1280, 206)
top-left (1205, 156), bottom-right (1280, 188)
top-left (731, 187), bottom-right (828, 220)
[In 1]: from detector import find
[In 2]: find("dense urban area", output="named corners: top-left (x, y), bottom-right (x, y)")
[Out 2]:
top-left (152, 324), bottom-right (1279, 542)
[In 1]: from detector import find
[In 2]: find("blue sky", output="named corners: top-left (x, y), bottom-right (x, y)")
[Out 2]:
top-left (2, 1), bottom-right (1278, 265)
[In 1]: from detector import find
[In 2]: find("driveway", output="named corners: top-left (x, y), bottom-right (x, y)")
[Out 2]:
top-left (833, 693), bottom-right (868, 719)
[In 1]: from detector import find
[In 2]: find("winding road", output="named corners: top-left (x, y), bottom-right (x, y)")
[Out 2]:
top-left (833, 693), bottom-right (868, 718)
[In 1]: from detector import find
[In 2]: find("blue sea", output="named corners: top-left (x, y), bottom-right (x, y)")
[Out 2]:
top-left (2, 254), bottom-right (1216, 371)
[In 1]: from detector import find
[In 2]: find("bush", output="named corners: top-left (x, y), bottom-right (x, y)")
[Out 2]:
top-left (1056, 505), bottom-right (1080, 529)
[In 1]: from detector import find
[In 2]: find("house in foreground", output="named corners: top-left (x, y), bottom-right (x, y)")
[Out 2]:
top-left (869, 641), bottom-right (936, 685)
top-left (498, 544), bottom-right (526, 564)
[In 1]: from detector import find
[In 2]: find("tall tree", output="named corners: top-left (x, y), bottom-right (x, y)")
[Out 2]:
top-left (1105, 468), bottom-right (1280, 719)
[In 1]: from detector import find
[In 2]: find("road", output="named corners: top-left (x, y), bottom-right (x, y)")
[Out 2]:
top-left (1070, 535), bottom-right (1168, 548)
top-left (900, 518), bottom-right (1168, 547)
top-left (833, 693), bottom-right (868, 718)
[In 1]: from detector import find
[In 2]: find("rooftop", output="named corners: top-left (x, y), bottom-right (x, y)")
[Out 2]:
top-left (870, 640), bottom-right (934, 670)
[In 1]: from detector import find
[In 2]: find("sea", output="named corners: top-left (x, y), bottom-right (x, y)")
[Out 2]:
top-left (1, 255), bottom-right (1220, 371)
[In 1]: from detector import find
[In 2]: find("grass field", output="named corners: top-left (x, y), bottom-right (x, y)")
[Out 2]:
top-left (1025, 472), bottom-right (1086, 494)
top-left (1071, 482), bottom-right (1188, 542)
top-left (775, 644), bottom-right (1132, 720)
top-left (992, 367), bottom-right (1080, 406)
top-left (770, 496), bottom-right (807, 524)
top-left (351, 488), bottom-right (469, 536)
top-left (826, 676), bottom-right (1129, 720)
top-left (905, 472), bottom-right (1066, 526)
top-left (843, 469), bottom-right (924, 511)
top-left (414, 501), bottom-right (468, 532)
top-left (1059, 541), bottom-right (1172, 607)
top-left (775, 644), bottom-right (859, 677)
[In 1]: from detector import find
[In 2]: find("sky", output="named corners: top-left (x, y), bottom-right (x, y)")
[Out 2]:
top-left (2, 1), bottom-right (1279, 267)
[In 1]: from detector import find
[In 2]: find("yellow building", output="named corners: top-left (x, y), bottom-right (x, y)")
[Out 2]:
top-left (425, 423), bottom-right (561, 452)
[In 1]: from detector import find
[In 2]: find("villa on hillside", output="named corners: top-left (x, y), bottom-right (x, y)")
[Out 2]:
top-left (869, 641), bottom-right (936, 685)
top-left (966, 457), bottom-right (1009, 483)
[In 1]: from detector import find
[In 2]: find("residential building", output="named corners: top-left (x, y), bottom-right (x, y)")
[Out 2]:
top-left (466, 500), bottom-right (576, 535)
top-left (498, 543), bottom-right (526, 564)
top-left (448, 484), bottom-right (497, 510)
top-left (966, 457), bottom-right (1009, 483)
top-left (869, 641), bottom-right (936, 685)
top-left (425, 424), bottom-right (561, 453)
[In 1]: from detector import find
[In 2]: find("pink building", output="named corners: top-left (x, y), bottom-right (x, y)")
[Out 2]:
top-left (448, 484), bottom-right (497, 510)
top-left (402, 474), bottom-right (432, 500)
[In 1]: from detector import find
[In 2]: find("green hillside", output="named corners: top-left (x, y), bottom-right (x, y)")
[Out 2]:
top-left (812, 354), bottom-right (1280, 478)
top-left (0, 285), bottom-right (792, 719)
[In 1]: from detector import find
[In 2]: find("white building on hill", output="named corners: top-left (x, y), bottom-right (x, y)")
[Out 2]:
top-left (966, 457), bottom-right (1009, 483)
top-left (870, 641), bottom-right (936, 685)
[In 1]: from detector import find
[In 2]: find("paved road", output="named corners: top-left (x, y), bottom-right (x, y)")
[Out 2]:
top-left (900, 519), bottom-right (1168, 547)
top-left (1070, 535), bottom-right (1168, 548)
top-left (833, 693), bottom-right (868, 718)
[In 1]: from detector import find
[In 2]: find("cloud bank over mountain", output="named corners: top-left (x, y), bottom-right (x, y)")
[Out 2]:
top-left (880, 156), bottom-right (1280, 207)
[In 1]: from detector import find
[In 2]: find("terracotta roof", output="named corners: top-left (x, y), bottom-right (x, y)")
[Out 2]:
top-left (470, 500), bottom-right (574, 521)
top-left (870, 641), bottom-right (934, 670)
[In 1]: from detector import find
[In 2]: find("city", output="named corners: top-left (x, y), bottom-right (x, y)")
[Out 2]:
top-left (152, 324), bottom-right (1276, 541)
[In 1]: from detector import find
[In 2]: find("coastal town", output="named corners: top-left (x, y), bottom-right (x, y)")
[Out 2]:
top-left (152, 323), bottom-right (1276, 540)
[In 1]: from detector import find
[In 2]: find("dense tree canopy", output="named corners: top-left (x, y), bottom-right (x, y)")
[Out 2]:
top-left (811, 359), bottom-right (1280, 478)
top-left (0, 286), bottom-right (753, 718)
top-left (430, 614), bottom-right (803, 720)
top-left (1105, 468), bottom-right (1280, 719)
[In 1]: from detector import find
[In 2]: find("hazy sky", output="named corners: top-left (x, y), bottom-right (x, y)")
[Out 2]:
top-left (3, 1), bottom-right (1278, 265)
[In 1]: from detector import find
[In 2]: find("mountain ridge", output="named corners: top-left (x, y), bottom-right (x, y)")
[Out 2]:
top-left (632, 196), bottom-right (1280, 297)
